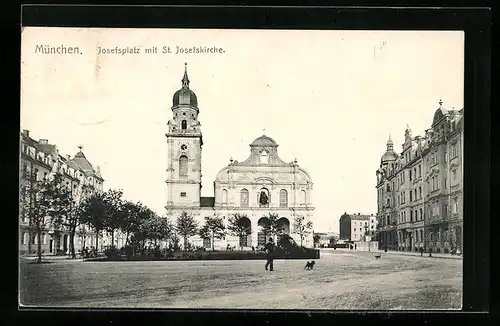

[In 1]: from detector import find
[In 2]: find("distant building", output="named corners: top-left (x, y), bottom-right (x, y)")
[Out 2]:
top-left (339, 213), bottom-right (377, 242)
top-left (19, 129), bottom-right (121, 255)
top-left (165, 64), bottom-right (315, 249)
top-left (375, 100), bottom-right (463, 253)
top-left (313, 232), bottom-right (339, 247)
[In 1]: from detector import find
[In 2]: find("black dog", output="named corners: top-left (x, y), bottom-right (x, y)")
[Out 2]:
top-left (375, 254), bottom-right (381, 259)
top-left (304, 261), bottom-right (315, 270)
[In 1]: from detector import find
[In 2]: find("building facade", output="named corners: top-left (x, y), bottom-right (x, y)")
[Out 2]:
top-left (375, 100), bottom-right (463, 253)
top-left (339, 213), bottom-right (378, 242)
top-left (18, 130), bottom-right (119, 255)
top-left (165, 64), bottom-right (315, 249)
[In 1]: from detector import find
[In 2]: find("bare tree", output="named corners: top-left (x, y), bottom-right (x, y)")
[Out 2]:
top-left (292, 215), bottom-right (313, 247)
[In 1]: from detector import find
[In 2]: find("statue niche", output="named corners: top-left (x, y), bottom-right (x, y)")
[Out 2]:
top-left (259, 188), bottom-right (269, 207)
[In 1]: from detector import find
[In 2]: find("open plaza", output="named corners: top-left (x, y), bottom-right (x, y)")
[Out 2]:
top-left (19, 249), bottom-right (462, 310)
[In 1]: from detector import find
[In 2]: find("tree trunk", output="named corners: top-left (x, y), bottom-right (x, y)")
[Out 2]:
top-left (69, 226), bottom-right (76, 259)
top-left (36, 227), bottom-right (42, 263)
top-left (95, 229), bottom-right (99, 251)
top-left (111, 229), bottom-right (115, 247)
top-left (300, 236), bottom-right (303, 248)
top-left (125, 231), bottom-right (130, 245)
top-left (183, 236), bottom-right (187, 251)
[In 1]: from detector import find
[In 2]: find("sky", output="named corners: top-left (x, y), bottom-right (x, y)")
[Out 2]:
top-left (20, 28), bottom-right (464, 233)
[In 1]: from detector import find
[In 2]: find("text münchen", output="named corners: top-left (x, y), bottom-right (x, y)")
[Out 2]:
top-left (35, 45), bottom-right (81, 55)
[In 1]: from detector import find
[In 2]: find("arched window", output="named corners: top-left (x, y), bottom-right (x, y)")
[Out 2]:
top-left (240, 189), bottom-right (249, 207)
top-left (221, 189), bottom-right (228, 204)
top-left (179, 155), bottom-right (188, 177)
top-left (279, 189), bottom-right (288, 207)
top-left (181, 120), bottom-right (187, 130)
top-left (420, 230), bottom-right (423, 242)
top-left (386, 184), bottom-right (391, 192)
top-left (301, 190), bottom-right (307, 204)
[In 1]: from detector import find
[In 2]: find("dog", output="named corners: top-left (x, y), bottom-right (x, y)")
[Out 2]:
top-left (304, 261), bottom-right (315, 270)
top-left (375, 254), bottom-right (381, 259)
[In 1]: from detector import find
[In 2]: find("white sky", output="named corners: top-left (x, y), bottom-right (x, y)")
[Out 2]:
top-left (20, 28), bottom-right (464, 233)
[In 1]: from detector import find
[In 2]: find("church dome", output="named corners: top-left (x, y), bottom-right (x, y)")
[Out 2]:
top-left (381, 151), bottom-right (398, 163)
top-left (172, 88), bottom-right (198, 108)
top-left (172, 63), bottom-right (198, 110)
top-left (250, 135), bottom-right (278, 147)
top-left (380, 135), bottom-right (397, 163)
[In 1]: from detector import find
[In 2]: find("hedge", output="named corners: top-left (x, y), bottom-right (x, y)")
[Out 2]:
top-left (85, 247), bottom-right (320, 262)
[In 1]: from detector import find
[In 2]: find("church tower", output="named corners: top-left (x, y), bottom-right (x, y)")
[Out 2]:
top-left (166, 63), bottom-right (203, 209)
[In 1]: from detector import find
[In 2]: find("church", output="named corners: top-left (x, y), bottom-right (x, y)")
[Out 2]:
top-left (165, 64), bottom-right (315, 249)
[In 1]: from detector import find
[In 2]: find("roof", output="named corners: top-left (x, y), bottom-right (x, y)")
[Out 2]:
top-left (250, 135), bottom-right (278, 147)
top-left (200, 197), bottom-right (215, 207)
top-left (381, 150), bottom-right (398, 163)
top-left (341, 213), bottom-right (375, 221)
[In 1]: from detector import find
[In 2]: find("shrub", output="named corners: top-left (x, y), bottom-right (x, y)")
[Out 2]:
top-left (104, 246), bottom-right (120, 260)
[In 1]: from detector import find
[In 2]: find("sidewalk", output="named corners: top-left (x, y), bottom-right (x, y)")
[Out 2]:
top-left (322, 248), bottom-right (462, 260)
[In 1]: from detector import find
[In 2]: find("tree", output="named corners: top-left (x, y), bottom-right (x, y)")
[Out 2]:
top-left (292, 215), bottom-right (313, 247)
top-left (227, 213), bottom-right (252, 250)
top-left (102, 189), bottom-right (125, 247)
top-left (79, 192), bottom-right (107, 251)
top-left (56, 184), bottom-right (93, 259)
top-left (139, 214), bottom-right (173, 246)
top-left (259, 213), bottom-right (284, 240)
top-left (175, 211), bottom-right (198, 250)
top-left (23, 174), bottom-right (72, 263)
top-left (119, 201), bottom-right (145, 245)
top-left (199, 215), bottom-right (226, 251)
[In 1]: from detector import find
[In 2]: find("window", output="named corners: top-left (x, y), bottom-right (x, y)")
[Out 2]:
top-left (301, 190), bottom-right (307, 204)
top-left (409, 170), bottom-right (412, 181)
top-left (444, 178), bottom-right (447, 188)
top-left (419, 208), bottom-right (423, 220)
top-left (181, 120), bottom-right (187, 130)
top-left (21, 232), bottom-right (27, 245)
top-left (452, 170), bottom-right (457, 181)
top-left (203, 237), bottom-right (211, 249)
top-left (180, 192), bottom-right (187, 198)
top-left (221, 189), bottom-right (228, 204)
top-left (260, 150), bottom-right (269, 164)
top-left (386, 184), bottom-right (390, 192)
top-left (418, 165), bottom-right (421, 177)
top-left (410, 191), bottom-right (413, 202)
top-left (419, 187), bottom-right (422, 199)
top-left (34, 168), bottom-right (39, 180)
top-left (414, 189), bottom-right (417, 200)
top-left (354, 228), bottom-right (356, 232)
top-left (279, 189), bottom-right (288, 207)
top-left (42, 233), bottom-right (46, 245)
top-left (410, 210), bottom-right (413, 222)
top-left (179, 155), bottom-right (188, 177)
top-left (386, 198), bottom-right (390, 207)
top-left (240, 189), bottom-right (249, 207)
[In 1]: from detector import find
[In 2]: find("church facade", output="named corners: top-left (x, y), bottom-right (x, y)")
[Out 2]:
top-left (165, 64), bottom-right (315, 249)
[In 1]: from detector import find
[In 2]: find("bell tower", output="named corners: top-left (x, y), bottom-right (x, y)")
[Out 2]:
top-left (166, 63), bottom-right (203, 209)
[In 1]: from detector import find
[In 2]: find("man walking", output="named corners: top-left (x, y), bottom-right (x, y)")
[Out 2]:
top-left (264, 237), bottom-right (275, 271)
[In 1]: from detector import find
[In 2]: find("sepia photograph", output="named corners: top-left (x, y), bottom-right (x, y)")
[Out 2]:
top-left (19, 27), bottom-right (464, 310)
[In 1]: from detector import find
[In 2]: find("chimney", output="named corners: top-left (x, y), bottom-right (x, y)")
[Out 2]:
top-left (22, 129), bottom-right (29, 137)
top-left (39, 139), bottom-right (48, 144)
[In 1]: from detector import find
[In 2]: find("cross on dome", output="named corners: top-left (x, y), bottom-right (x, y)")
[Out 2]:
top-left (78, 145), bottom-right (83, 151)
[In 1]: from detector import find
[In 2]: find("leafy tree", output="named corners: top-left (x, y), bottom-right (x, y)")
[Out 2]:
top-left (175, 211), bottom-right (198, 250)
top-left (259, 213), bottom-right (284, 240)
top-left (79, 192), bottom-right (107, 251)
top-left (22, 173), bottom-right (72, 263)
top-left (199, 215), bottom-right (226, 251)
top-left (56, 184), bottom-right (93, 259)
top-left (227, 213), bottom-right (252, 250)
top-left (102, 189), bottom-right (125, 247)
top-left (139, 214), bottom-right (173, 246)
top-left (292, 215), bottom-right (313, 247)
top-left (120, 201), bottom-right (145, 245)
